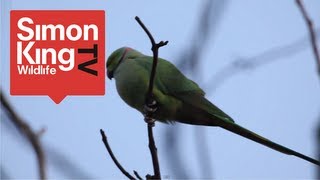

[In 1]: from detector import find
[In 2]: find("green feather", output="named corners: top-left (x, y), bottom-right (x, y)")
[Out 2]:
top-left (106, 47), bottom-right (320, 166)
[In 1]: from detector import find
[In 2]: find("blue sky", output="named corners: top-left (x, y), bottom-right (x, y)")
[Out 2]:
top-left (1, 0), bottom-right (320, 179)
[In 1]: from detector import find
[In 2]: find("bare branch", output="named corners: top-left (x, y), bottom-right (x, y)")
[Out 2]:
top-left (1, 113), bottom-right (93, 179)
top-left (0, 91), bottom-right (46, 180)
top-left (133, 170), bottom-right (143, 180)
top-left (296, 0), bottom-right (320, 176)
top-left (45, 146), bottom-right (93, 178)
top-left (135, 16), bottom-right (168, 179)
top-left (296, 0), bottom-right (320, 75)
top-left (99, 129), bottom-right (136, 180)
top-left (99, 16), bottom-right (166, 180)
top-left (145, 125), bottom-right (160, 180)
top-left (135, 16), bottom-right (168, 113)
top-left (204, 30), bottom-right (320, 93)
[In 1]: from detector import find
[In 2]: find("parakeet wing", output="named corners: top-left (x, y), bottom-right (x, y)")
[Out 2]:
top-left (135, 56), bottom-right (234, 123)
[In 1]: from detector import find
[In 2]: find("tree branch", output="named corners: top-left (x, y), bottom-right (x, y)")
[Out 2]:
top-left (296, 0), bottom-right (320, 177)
top-left (99, 129), bottom-right (137, 180)
top-left (135, 16), bottom-right (168, 112)
top-left (204, 29), bottom-right (320, 93)
top-left (296, 0), bottom-right (320, 75)
top-left (2, 113), bottom-right (93, 179)
top-left (0, 91), bottom-right (46, 180)
top-left (135, 16), bottom-right (168, 179)
top-left (134, 170), bottom-right (143, 180)
top-left (145, 125), bottom-right (159, 180)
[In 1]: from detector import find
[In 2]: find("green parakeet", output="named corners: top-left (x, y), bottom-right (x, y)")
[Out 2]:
top-left (106, 47), bottom-right (320, 166)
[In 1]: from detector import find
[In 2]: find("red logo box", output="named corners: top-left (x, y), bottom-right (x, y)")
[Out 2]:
top-left (10, 10), bottom-right (105, 104)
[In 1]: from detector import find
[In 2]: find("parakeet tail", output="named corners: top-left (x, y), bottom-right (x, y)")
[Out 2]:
top-left (218, 121), bottom-right (320, 166)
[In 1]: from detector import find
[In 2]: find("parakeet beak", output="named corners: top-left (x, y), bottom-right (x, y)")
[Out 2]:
top-left (107, 70), bottom-right (113, 80)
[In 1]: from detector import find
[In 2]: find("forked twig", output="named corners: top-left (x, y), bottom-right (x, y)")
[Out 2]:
top-left (100, 16), bottom-right (167, 179)
top-left (135, 16), bottom-right (168, 179)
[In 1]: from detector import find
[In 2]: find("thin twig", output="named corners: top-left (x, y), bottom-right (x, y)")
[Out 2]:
top-left (133, 170), bottom-right (143, 180)
top-left (99, 129), bottom-right (136, 180)
top-left (296, 0), bottom-right (320, 75)
top-left (135, 16), bottom-right (168, 111)
top-left (135, 16), bottom-right (168, 179)
top-left (0, 91), bottom-right (46, 180)
top-left (146, 125), bottom-right (160, 180)
top-left (296, 0), bottom-right (320, 177)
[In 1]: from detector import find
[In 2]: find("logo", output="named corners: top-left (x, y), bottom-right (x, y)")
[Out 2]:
top-left (10, 10), bottom-right (105, 104)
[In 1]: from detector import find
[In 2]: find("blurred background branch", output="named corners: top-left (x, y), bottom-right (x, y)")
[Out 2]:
top-left (1, 110), bottom-right (93, 179)
top-left (164, 0), bottom-right (229, 178)
top-left (0, 166), bottom-right (10, 179)
top-left (0, 91), bottom-right (46, 180)
top-left (205, 28), bottom-right (320, 92)
top-left (1, 93), bottom-right (93, 179)
top-left (296, 0), bottom-right (320, 177)
top-left (165, 0), bottom-right (320, 178)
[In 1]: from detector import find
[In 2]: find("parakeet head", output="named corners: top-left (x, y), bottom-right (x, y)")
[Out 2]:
top-left (106, 47), bottom-right (128, 79)
top-left (106, 47), bottom-right (142, 79)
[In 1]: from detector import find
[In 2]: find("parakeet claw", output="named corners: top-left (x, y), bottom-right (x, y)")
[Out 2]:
top-left (143, 99), bottom-right (158, 125)
top-left (144, 117), bottom-right (155, 125)
top-left (144, 99), bottom-right (158, 113)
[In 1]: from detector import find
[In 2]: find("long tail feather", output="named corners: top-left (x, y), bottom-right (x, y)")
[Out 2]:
top-left (219, 121), bottom-right (320, 166)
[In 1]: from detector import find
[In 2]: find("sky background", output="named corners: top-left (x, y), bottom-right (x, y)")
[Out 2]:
top-left (1, 0), bottom-right (320, 179)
